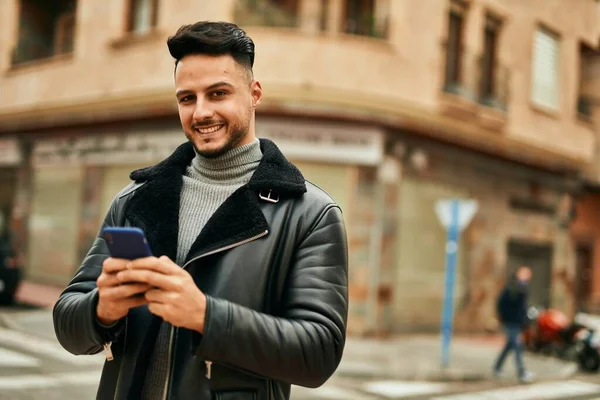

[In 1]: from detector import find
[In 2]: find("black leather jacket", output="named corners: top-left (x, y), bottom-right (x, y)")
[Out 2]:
top-left (53, 139), bottom-right (349, 400)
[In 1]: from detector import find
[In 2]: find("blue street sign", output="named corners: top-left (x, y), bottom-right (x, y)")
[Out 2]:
top-left (435, 198), bottom-right (478, 369)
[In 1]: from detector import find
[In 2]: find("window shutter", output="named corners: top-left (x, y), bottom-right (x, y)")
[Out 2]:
top-left (132, 0), bottom-right (152, 33)
top-left (531, 28), bottom-right (560, 109)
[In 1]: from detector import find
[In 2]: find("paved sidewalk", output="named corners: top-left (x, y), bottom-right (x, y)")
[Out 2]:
top-left (14, 281), bottom-right (63, 308)
top-left (336, 334), bottom-right (579, 383)
top-left (4, 280), bottom-right (580, 386)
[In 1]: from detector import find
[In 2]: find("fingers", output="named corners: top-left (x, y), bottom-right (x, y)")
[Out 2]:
top-left (103, 256), bottom-right (174, 274)
top-left (129, 256), bottom-right (181, 274)
top-left (102, 257), bottom-right (132, 274)
top-left (100, 283), bottom-right (152, 301)
top-left (117, 269), bottom-right (181, 291)
top-left (96, 285), bottom-right (148, 325)
top-left (147, 302), bottom-right (167, 318)
top-left (144, 288), bottom-right (178, 304)
top-left (122, 294), bottom-right (149, 310)
top-left (96, 272), bottom-right (121, 288)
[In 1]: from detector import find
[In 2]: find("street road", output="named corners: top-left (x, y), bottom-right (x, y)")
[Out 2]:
top-left (1, 307), bottom-right (600, 399)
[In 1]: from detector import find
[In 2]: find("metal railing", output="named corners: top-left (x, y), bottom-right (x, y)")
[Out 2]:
top-left (442, 45), bottom-right (479, 102)
top-left (343, 15), bottom-right (389, 39)
top-left (477, 59), bottom-right (510, 112)
top-left (441, 43), bottom-right (511, 111)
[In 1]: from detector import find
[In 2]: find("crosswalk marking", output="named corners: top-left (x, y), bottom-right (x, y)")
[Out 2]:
top-left (364, 381), bottom-right (448, 397)
top-left (431, 380), bottom-right (600, 400)
top-left (292, 385), bottom-right (378, 400)
top-left (0, 347), bottom-right (41, 368)
top-left (0, 327), bottom-right (105, 366)
top-left (0, 370), bottom-right (100, 390)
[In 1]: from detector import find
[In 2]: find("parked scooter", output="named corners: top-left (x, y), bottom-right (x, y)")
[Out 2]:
top-left (576, 328), bottom-right (600, 373)
top-left (523, 306), bottom-right (600, 373)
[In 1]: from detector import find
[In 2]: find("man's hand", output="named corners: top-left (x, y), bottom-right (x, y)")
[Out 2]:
top-left (96, 258), bottom-right (152, 326)
top-left (115, 256), bottom-right (207, 333)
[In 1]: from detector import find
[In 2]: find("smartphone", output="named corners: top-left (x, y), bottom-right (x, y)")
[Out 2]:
top-left (102, 227), bottom-right (153, 260)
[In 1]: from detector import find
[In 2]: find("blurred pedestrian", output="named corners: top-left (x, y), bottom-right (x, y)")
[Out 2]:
top-left (52, 21), bottom-right (348, 400)
top-left (493, 265), bottom-right (534, 383)
top-left (0, 209), bottom-right (21, 306)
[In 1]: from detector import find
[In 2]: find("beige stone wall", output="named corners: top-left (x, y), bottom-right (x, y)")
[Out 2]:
top-left (0, 0), bottom-right (598, 167)
top-left (387, 146), bottom-right (572, 334)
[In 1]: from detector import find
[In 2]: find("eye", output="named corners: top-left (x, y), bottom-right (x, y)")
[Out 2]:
top-left (179, 95), bottom-right (194, 103)
top-left (211, 90), bottom-right (227, 98)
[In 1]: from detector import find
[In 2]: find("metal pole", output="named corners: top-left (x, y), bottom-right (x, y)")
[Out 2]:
top-left (441, 199), bottom-right (460, 368)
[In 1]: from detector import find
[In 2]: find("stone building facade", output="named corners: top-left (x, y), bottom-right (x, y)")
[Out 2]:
top-left (1, 0), bottom-right (600, 334)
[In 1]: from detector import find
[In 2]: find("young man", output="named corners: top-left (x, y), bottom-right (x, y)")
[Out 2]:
top-left (53, 21), bottom-right (348, 400)
top-left (493, 265), bottom-right (533, 384)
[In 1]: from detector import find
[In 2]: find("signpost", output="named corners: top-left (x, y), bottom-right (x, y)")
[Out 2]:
top-left (434, 198), bottom-right (478, 369)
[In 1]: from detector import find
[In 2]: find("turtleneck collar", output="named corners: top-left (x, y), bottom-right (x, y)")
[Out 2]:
top-left (188, 138), bottom-right (262, 184)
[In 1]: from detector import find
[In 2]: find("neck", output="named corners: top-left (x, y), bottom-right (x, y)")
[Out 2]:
top-left (188, 139), bottom-right (262, 183)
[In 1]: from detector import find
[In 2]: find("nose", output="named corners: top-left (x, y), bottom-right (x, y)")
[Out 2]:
top-left (192, 98), bottom-right (214, 121)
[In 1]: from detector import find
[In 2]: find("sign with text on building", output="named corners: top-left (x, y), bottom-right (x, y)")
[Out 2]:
top-left (32, 130), bottom-right (185, 167)
top-left (32, 118), bottom-right (384, 167)
top-left (0, 138), bottom-right (23, 166)
top-left (257, 118), bottom-right (384, 166)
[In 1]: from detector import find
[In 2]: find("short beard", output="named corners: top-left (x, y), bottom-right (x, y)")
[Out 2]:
top-left (194, 121), bottom-right (249, 159)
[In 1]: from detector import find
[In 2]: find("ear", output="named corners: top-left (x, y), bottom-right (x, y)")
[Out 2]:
top-left (251, 80), bottom-right (263, 108)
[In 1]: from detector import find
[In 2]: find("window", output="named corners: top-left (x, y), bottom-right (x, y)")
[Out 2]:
top-left (12, 0), bottom-right (77, 65)
top-left (127, 0), bottom-right (159, 34)
top-left (444, 1), bottom-right (468, 93)
top-left (577, 43), bottom-right (597, 120)
top-left (343, 0), bottom-right (389, 38)
top-left (234, 0), bottom-right (300, 28)
top-left (320, 0), bottom-right (329, 32)
top-left (479, 15), bottom-right (502, 105)
top-left (531, 27), bottom-right (560, 110)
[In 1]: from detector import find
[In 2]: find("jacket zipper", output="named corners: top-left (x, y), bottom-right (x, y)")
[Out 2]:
top-left (181, 230), bottom-right (269, 269)
top-left (161, 325), bottom-right (175, 400)
top-left (161, 229), bottom-right (269, 395)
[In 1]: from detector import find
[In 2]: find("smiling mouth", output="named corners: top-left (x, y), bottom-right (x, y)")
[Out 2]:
top-left (195, 124), bottom-right (224, 134)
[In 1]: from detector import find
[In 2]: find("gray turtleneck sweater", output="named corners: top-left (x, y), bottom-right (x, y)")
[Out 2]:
top-left (141, 139), bottom-right (263, 399)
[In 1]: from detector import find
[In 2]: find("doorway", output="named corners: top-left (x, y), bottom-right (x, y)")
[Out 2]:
top-left (506, 240), bottom-right (553, 308)
top-left (575, 243), bottom-right (593, 313)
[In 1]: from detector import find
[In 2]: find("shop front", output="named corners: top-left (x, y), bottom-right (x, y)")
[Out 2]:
top-left (24, 117), bottom-right (387, 298)
top-left (377, 135), bottom-right (579, 334)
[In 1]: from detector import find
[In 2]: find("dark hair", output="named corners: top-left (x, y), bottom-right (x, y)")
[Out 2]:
top-left (167, 21), bottom-right (255, 73)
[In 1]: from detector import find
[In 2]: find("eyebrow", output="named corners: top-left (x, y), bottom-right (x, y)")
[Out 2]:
top-left (206, 81), bottom-right (235, 91)
top-left (175, 81), bottom-right (235, 98)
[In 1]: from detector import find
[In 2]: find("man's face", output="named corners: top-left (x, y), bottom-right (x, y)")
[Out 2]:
top-left (517, 266), bottom-right (532, 283)
top-left (174, 54), bottom-right (262, 158)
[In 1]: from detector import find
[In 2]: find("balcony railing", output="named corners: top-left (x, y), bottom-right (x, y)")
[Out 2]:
top-left (442, 46), bottom-right (479, 102)
top-left (234, 0), bottom-right (299, 28)
top-left (344, 14), bottom-right (389, 39)
top-left (477, 59), bottom-right (510, 112)
top-left (442, 44), bottom-right (510, 112)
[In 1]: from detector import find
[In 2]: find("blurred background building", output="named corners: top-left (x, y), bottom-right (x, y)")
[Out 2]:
top-left (1, 0), bottom-right (600, 336)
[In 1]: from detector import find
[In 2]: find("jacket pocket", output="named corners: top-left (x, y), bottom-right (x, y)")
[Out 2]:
top-left (214, 390), bottom-right (257, 400)
top-left (207, 362), bottom-right (271, 399)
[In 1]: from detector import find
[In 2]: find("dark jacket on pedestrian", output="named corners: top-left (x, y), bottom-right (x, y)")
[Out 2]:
top-left (52, 139), bottom-right (349, 400)
top-left (496, 276), bottom-right (529, 327)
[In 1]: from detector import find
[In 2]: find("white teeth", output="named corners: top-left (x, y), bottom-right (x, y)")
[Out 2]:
top-left (196, 125), bottom-right (223, 134)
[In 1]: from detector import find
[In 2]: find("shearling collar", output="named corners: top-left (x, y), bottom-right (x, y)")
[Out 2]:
top-left (123, 138), bottom-right (306, 264)
top-left (130, 138), bottom-right (306, 195)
